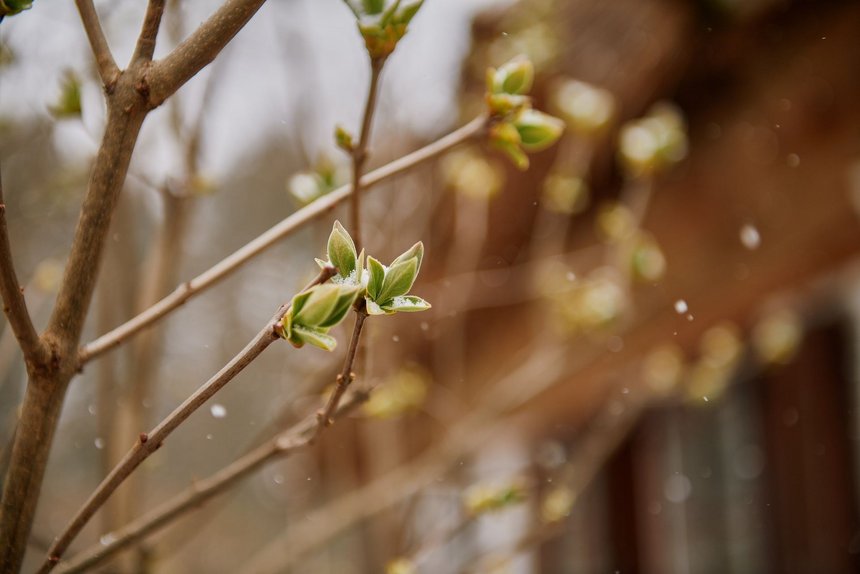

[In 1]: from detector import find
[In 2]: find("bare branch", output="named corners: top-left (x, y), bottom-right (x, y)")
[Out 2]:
top-left (132, 0), bottom-right (167, 62)
top-left (349, 57), bottom-right (385, 249)
top-left (0, 164), bottom-right (48, 366)
top-left (145, 0), bottom-right (269, 107)
top-left (74, 0), bottom-right (120, 87)
top-left (80, 116), bottom-right (487, 363)
top-left (55, 389), bottom-right (370, 574)
top-left (37, 266), bottom-right (335, 574)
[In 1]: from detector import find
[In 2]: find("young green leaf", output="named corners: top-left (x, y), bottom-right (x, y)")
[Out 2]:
top-left (390, 241), bottom-right (424, 275)
top-left (327, 220), bottom-right (358, 278)
top-left (290, 325), bottom-right (338, 352)
top-left (318, 285), bottom-right (361, 328)
top-left (376, 257), bottom-right (417, 304)
top-left (293, 284), bottom-right (342, 327)
top-left (381, 295), bottom-right (431, 313)
top-left (367, 255), bottom-right (386, 301)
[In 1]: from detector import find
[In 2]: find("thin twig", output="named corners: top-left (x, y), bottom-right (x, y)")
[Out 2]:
top-left (315, 304), bottom-right (368, 433)
top-left (349, 57), bottom-right (385, 249)
top-left (55, 389), bottom-right (370, 574)
top-left (79, 115), bottom-right (487, 363)
top-left (132, 0), bottom-right (167, 62)
top-left (37, 266), bottom-right (335, 574)
top-left (74, 0), bottom-right (120, 87)
top-left (0, 163), bottom-right (47, 366)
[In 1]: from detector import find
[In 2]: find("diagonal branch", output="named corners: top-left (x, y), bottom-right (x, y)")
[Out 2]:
top-left (79, 115), bottom-right (487, 363)
top-left (54, 389), bottom-right (370, 574)
top-left (74, 0), bottom-right (120, 87)
top-left (0, 164), bottom-right (48, 366)
top-left (37, 266), bottom-right (335, 574)
top-left (145, 0), bottom-right (270, 107)
top-left (132, 0), bottom-right (167, 62)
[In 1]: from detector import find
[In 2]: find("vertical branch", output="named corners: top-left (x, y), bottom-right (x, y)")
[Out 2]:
top-left (0, 90), bottom-right (148, 573)
top-left (0, 164), bottom-right (48, 367)
top-left (74, 0), bottom-right (120, 87)
top-left (132, 0), bottom-right (167, 62)
top-left (349, 57), bottom-right (385, 250)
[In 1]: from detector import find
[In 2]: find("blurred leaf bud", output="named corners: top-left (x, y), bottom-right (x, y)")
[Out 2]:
top-left (49, 70), bottom-right (82, 119)
top-left (334, 124), bottom-right (355, 153)
top-left (618, 102), bottom-right (688, 178)
top-left (541, 486), bottom-right (575, 523)
top-left (385, 558), bottom-right (416, 574)
top-left (595, 202), bottom-right (636, 243)
top-left (631, 232), bottom-right (667, 282)
top-left (551, 79), bottom-right (615, 136)
top-left (488, 55), bottom-right (534, 96)
top-left (542, 173), bottom-right (589, 215)
top-left (642, 343), bottom-right (685, 397)
top-left (363, 366), bottom-right (429, 419)
top-left (752, 309), bottom-right (803, 365)
top-left (513, 109), bottom-right (564, 152)
top-left (441, 148), bottom-right (504, 200)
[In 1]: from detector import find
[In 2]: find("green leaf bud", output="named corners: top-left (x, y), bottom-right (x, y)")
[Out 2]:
top-left (327, 220), bottom-right (358, 279)
top-left (492, 55), bottom-right (534, 96)
top-left (513, 109), bottom-right (564, 152)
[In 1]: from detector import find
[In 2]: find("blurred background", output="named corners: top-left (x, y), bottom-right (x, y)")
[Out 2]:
top-left (2, 0), bottom-right (860, 572)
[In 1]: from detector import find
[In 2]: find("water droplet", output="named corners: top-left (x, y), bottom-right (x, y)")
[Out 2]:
top-left (392, 335), bottom-right (400, 343)
top-left (674, 299), bottom-right (688, 314)
top-left (420, 322), bottom-right (429, 332)
top-left (94, 438), bottom-right (104, 450)
top-left (566, 271), bottom-right (576, 282)
top-left (100, 533), bottom-right (116, 546)
top-left (210, 404), bottom-right (227, 418)
top-left (740, 224), bottom-right (761, 250)
top-left (273, 474), bottom-right (285, 485)
top-left (206, 434), bottom-right (213, 440)
top-left (787, 153), bottom-right (800, 168)
top-left (703, 396), bottom-right (709, 402)
top-left (88, 404), bottom-right (97, 416)
top-left (664, 474), bottom-right (692, 503)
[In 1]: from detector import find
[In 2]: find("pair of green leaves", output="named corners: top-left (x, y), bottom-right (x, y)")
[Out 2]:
top-left (324, 221), bottom-right (431, 315)
top-left (280, 282), bottom-right (360, 351)
top-left (341, 0), bottom-right (424, 60)
top-left (485, 56), bottom-right (565, 170)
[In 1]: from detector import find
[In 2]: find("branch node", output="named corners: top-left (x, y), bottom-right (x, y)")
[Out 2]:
top-left (138, 432), bottom-right (149, 444)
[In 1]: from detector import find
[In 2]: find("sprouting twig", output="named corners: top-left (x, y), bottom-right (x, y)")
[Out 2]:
top-left (79, 115), bottom-right (488, 364)
top-left (36, 266), bottom-right (336, 574)
top-left (315, 303), bottom-right (368, 434)
top-left (54, 389), bottom-right (370, 574)
top-left (349, 57), bottom-right (385, 249)
top-left (74, 0), bottom-right (120, 87)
